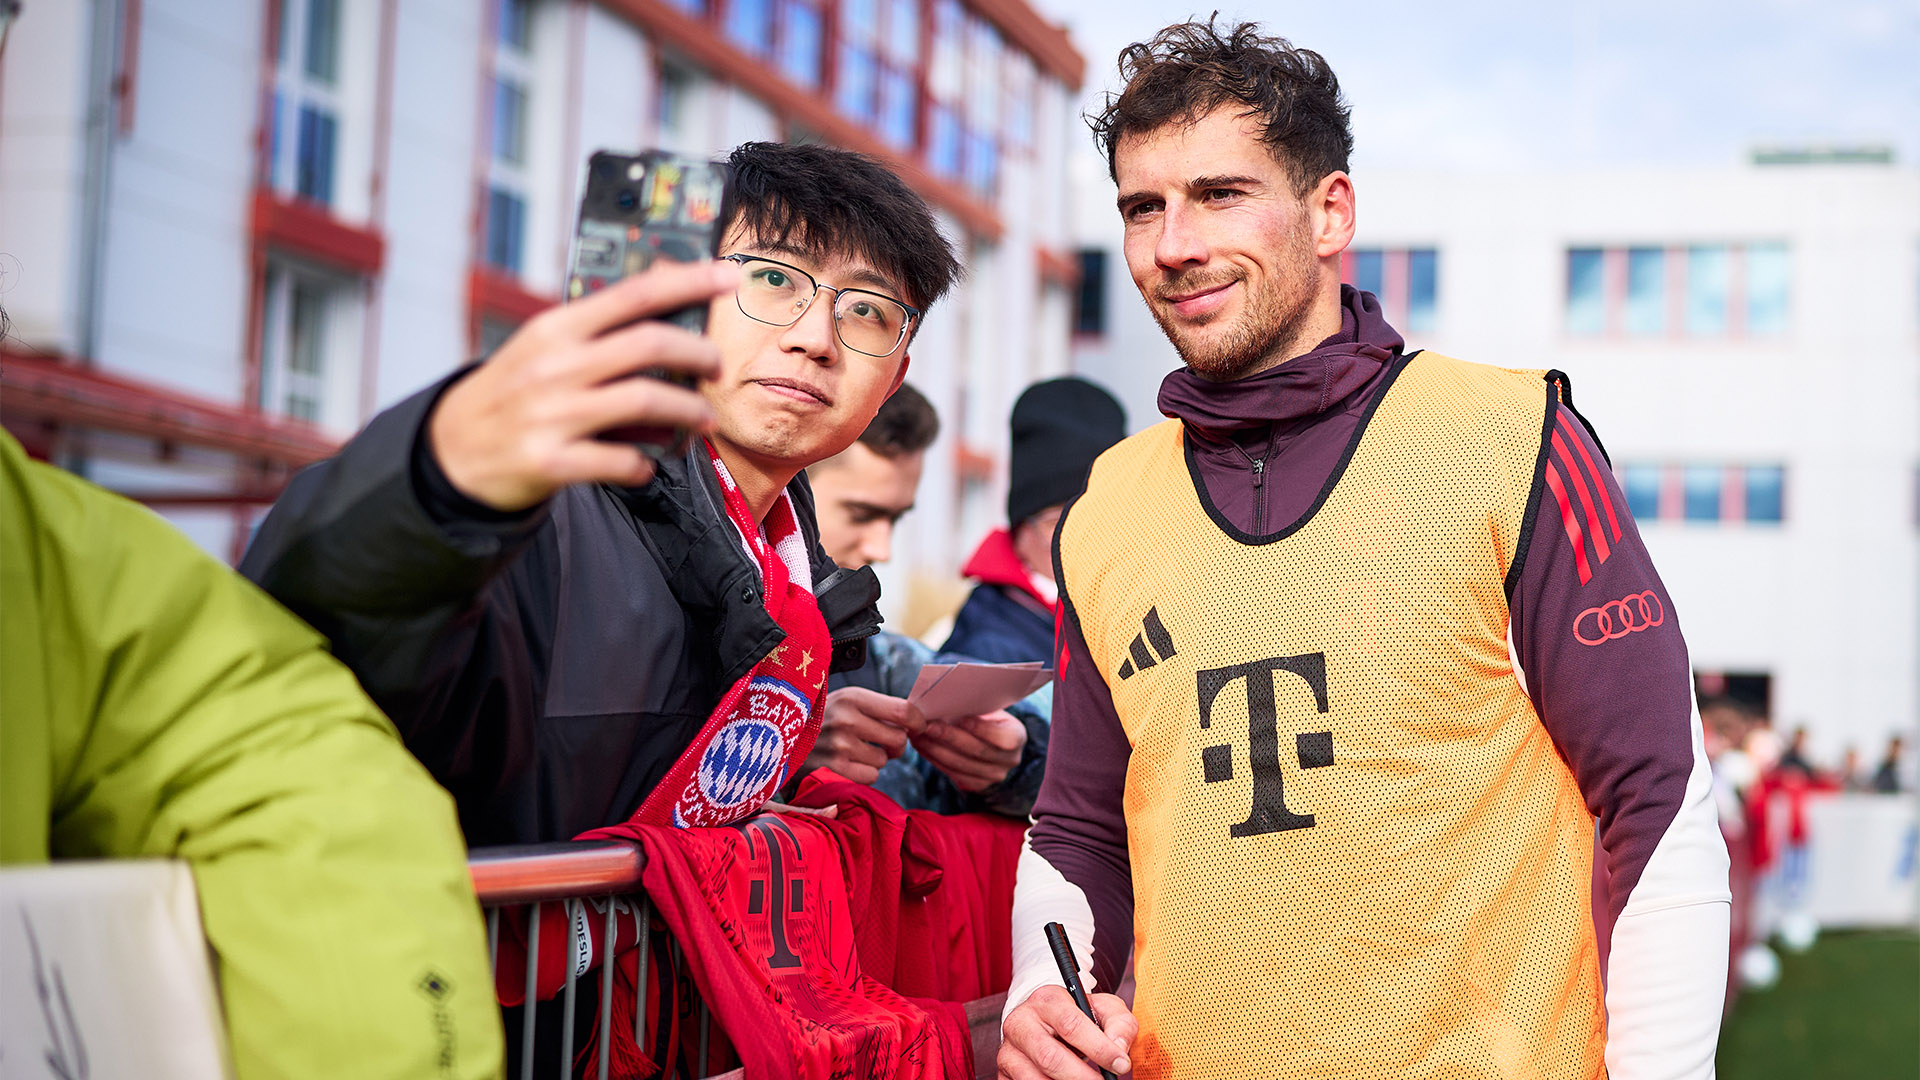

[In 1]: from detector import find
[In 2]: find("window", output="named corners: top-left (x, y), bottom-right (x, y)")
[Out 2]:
top-left (1565, 243), bottom-right (1790, 338)
top-left (1623, 465), bottom-right (1662, 522)
top-left (1682, 465), bottom-right (1720, 522)
top-left (928, 104), bottom-right (961, 178)
top-left (963, 127), bottom-right (997, 198)
top-left (1348, 250), bottom-right (1383, 299)
top-left (1625, 247), bottom-right (1666, 335)
top-left (883, 0), bottom-right (917, 60)
top-left (835, 43), bottom-right (878, 122)
top-left (1072, 249), bottom-right (1107, 336)
top-left (497, 0), bottom-right (533, 50)
top-left (877, 66), bottom-right (916, 148)
top-left (1686, 245), bottom-right (1730, 335)
top-left (1623, 463), bottom-right (1788, 526)
top-left (259, 262), bottom-right (352, 428)
top-left (493, 78), bottom-right (528, 164)
top-left (1744, 466), bottom-right (1784, 523)
top-left (1746, 242), bottom-right (1790, 336)
top-left (1567, 248), bottom-right (1605, 335)
top-left (485, 187), bottom-right (526, 273)
top-left (778, 0), bottom-right (824, 88)
top-left (1406, 249), bottom-right (1437, 333)
top-left (294, 105), bottom-right (337, 204)
top-left (1003, 52), bottom-right (1035, 150)
top-left (1343, 248), bottom-right (1438, 334)
top-left (269, 0), bottom-right (344, 206)
top-left (727, 0), bottom-right (773, 55)
top-left (486, 3), bottom-right (534, 278)
top-left (658, 63), bottom-right (692, 133)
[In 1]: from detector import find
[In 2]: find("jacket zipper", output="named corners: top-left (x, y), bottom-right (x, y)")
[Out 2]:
top-left (1250, 458), bottom-right (1266, 533)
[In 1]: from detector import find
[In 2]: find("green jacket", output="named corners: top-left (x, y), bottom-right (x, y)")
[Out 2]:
top-left (0, 431), bottom-right (503, 1078)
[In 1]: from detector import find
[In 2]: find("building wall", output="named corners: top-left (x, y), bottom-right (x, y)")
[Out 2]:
top-left (1071, 157), bottom-right (1920, 762)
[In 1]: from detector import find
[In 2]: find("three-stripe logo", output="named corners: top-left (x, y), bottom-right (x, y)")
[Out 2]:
top-left (1543, 409), bottom-right (1622, 586)
top-left (1116, 606), bottom-right (1178, 680)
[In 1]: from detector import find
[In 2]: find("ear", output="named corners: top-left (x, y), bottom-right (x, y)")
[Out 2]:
top-left (887, 352), bottom-right (912, 397)
top-left (1313, 171), bottom-right (1357, 260)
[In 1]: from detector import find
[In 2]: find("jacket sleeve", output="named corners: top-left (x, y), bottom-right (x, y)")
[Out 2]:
top-left (8, 443), bottom-right (505, 1079)
top-left (239, 373), bottom-right (552, 783)
top-left (1005, 559), bottom-right (1135, 1021)
top-left (1510, 401), bottom-right (1729, 1080)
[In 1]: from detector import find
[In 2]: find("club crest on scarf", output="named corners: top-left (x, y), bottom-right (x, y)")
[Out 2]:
top-left (636, 443), bottom-right (833, 829)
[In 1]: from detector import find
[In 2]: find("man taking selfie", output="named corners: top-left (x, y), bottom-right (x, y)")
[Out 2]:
top-left (999, 22), bottom-right (1728, 1080)
top-left (244, 141), bottom-right (959, 845)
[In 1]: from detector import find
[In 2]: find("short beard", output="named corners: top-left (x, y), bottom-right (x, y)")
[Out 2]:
top-left (1148, 220), bottom-right (1317, 382)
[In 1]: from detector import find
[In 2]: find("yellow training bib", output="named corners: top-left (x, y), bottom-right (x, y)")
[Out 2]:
top-left (1058, 352), bottom-right (1604, 1079)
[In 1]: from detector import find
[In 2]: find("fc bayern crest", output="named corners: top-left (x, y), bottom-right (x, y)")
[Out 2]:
top-left (675, 676), bottom-right (814, 826)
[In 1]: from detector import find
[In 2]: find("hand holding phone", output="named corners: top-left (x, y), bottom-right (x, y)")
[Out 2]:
top-left (568, 151), bottom-right (731, 458)
top-left (427, 260), bottom-right (736, 513)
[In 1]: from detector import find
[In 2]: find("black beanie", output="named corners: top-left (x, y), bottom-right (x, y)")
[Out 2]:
top-left (1006, 377), bottom-right (1127, 527)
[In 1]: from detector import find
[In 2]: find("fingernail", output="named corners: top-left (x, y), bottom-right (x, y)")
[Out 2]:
top-left (712, 262), bottom-right (741, 286)
top-left (1114, 1055), bottom-right (1131, 1073)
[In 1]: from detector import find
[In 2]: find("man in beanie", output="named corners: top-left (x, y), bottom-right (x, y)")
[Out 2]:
top-left (942, 377), bottom-right (1127, 664)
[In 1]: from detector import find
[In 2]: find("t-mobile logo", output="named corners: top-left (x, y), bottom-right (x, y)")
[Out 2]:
top-left (1196, 652), bottom-right (1335, 838)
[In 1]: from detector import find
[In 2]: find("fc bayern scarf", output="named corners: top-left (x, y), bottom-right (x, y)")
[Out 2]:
top-left (628, 442), bottom-right (831, 828)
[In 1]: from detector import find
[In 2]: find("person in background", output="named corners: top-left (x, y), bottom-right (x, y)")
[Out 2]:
top-left (0, 419), bottom-right (502, 1078)
top-left (1871, 734), bottom-right (1907, 793)
top-left (1777, 725), bottom-right (1813, 776)
top-left (942, 377), bottom-right (1126, 663)
top-left (243, 142), bottom-right (959, 847)
top-left (804, 385), bottom-right (1049, 816)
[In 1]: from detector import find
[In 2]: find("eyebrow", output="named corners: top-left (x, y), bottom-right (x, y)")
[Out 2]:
top-left (742, 242), bottom-right (904, 298)
top-left (1116, 174), bottom-right (1266, 211)
top-left (846, 499), bottom-right (914, 519)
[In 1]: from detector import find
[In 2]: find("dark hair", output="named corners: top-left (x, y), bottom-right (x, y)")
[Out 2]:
top-left (720, 142), bottom-right (962, 316)
top-left (858, 382), bottom-right (940, 458)
top-left (1089, 18), bottom-right (1352, 195)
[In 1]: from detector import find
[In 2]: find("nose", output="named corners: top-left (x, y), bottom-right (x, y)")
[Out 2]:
top-left (859, 520), bottom-right (894, 566)
top-left (777, 286), bottom-right (840, 363)
top-left (1154, 201), bottom-right (1207, 271)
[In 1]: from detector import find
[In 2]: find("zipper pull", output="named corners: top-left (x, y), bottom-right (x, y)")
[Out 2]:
top-left (1251, 459), bottom-right (1265, 488)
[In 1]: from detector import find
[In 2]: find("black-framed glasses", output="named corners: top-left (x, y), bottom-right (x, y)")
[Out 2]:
top-left (721, 253), bottom-right (919, 358)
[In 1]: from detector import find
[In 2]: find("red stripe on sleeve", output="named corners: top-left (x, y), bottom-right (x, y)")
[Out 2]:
top-left (1558, 413), bottom-right (1622, 542)
top-left (1543, 461), bottom-right (1593, 585)
top-left (1551, 431), bottom-right (1611, 567)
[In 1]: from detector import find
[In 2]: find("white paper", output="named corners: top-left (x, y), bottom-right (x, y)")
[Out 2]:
top-left (905, 661), bottom-right (1053, 722)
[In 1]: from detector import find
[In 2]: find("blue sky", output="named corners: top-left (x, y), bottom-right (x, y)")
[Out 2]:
top-left (1032, 0), bottom-right (1918, 172)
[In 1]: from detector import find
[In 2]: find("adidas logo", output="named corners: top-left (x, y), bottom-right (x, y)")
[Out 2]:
top-left (1116, 606), bottom-right (1177, 680)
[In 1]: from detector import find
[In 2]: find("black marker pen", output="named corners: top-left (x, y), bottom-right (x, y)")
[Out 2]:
top-left (1043, 921), bottom-right (1118, 1080)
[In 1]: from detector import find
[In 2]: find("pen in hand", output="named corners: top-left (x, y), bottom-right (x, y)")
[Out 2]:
top-left (1044, 921), bottom-right (1119, 1080)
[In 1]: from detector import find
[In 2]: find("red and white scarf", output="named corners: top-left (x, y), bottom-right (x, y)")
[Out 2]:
top-left (627, 442), bottom-right (832, 828)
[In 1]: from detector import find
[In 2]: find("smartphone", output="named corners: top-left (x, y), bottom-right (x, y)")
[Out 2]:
top-left (568, 149), bottom-right (729, 459)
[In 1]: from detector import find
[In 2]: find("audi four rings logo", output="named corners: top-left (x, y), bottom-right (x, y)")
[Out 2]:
top-left (1573, 591), bottom-right (1665, 646)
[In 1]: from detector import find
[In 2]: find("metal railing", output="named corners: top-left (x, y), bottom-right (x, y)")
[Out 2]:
top-left (471, 840), bottom-right (676, 1080)
top-left (469, 842), bottom-right (1006, 1080)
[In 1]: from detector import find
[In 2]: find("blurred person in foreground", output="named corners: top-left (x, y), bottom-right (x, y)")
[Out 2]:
top-left (804, 384), bottom-right (1049, 815)
top-left (0, 328), bottom-right (501, 1076)
top-left (942, 378), bottom-right (1127, 663)
top-left (243, 142), bottom-right (959, 844)
top-left (999, 20), bottom-right (1728, 1080)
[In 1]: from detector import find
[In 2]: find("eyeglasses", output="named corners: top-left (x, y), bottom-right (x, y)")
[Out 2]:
top-left (721, 253), bottom-right (919, 358)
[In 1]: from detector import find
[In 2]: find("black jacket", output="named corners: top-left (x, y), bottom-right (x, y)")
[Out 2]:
top-left (241, 373), bottom-right (880, 847)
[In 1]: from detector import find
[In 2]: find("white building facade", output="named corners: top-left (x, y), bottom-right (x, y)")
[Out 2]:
top-left (1069, 156), bottom-right (1920, 766)
top-left (1, 0), bottom-right (1085, 630)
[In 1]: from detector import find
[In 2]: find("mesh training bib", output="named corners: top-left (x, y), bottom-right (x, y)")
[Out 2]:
top-left (1057, 353), bottom-right (1604, 1079)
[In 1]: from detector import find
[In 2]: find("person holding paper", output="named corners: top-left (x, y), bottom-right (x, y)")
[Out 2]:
top-left (803, 386), bottom-right (1050, 816)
